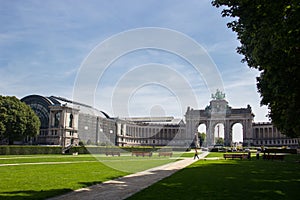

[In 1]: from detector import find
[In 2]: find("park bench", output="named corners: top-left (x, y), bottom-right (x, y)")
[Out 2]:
top-left (132, 151), bottom-right (152, 157)
top-left (223, 154), bottom-right (248, 160)
top-left (263, 154), bottom-right (284, 161)
top-left (105, 151), bottom-right (120, 156)
top-left (158, 152), bottom-right (173, 157)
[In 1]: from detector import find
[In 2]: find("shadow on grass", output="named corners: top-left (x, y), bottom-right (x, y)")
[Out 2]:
top-left (0, 179), bottom-right (116, 200)
top-left (0, 188), bottom-right (73, 200)
top-left (51, 169), bottom-right (181, 200)
top-left (128, 156), bottom-right (300, 200)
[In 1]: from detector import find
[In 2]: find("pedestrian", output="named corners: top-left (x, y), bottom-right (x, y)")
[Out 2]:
top-left (194, 148), bottom-right (199, 159)
top-left (256, 149), bottom-right (260, 160)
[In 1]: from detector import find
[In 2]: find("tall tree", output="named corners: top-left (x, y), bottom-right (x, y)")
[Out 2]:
top-left (0, 96), bottom-right (40, 144)
top-left (215, 137), bottom-right (224, 145)
top-left (212, 0), bottom-right (300, 137)
top-left (198, 132), bottom-right (206, 147)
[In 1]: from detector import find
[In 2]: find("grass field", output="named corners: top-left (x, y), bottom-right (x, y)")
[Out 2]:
top-left (0, 153), bottom-right (180, 199)
top-left (128, 153), bottom-right (300, 200)
top-left (4, 151), bottom-right (298, 200)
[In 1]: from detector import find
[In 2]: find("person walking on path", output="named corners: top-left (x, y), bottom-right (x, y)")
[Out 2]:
top-left (194, 148), bottom-right (199, 159)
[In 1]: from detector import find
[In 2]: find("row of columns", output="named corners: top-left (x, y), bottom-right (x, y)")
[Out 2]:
top-left (116, 122), bottom-right (189, 146)
top-left (253, 126), bottom-right (283, 139)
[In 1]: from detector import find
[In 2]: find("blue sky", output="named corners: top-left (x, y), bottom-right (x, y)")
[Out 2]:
top-left (0, 0), bottom-right (269, 133)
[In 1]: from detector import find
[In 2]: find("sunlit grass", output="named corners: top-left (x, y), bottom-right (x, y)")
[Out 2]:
top-left (204, 152), bottom-right (224, 158)
top-left (0, 161), bottom-right (125, 199)
top-left (0, 153), bottom-right (177, 199)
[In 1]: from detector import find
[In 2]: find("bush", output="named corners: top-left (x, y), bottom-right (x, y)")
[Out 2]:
top-left (78, 141), bottom-right (85, 147)
top-left (0, 146), bottom-right (62, 155)
top-left (0, 145), bottom-right (190, 155)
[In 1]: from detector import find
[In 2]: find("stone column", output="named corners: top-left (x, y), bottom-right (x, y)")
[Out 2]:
top-left (224, 120), bottom-right (231, 146)
top-left (206, 120), bottom-right (214, 147)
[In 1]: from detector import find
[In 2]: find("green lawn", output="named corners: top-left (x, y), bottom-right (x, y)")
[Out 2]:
top-left (128, 153), bottom-right (300, 200)
top-left (204, 152), bottom-right (224, 158)
top-left (179, 151), bottom-right (200, 158)
top-left (0, 154), bottom-right (177, 199)
top-left (0, 154), bottom-right (97, 164)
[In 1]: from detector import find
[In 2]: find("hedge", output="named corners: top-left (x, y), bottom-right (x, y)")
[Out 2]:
top-left (0, 145), bottom-right (188, 155)
top-left (0, 146), bottom-right (62, 155)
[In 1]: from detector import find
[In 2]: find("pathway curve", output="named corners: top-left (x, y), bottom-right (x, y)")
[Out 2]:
top-left (48, 151), bottom-right (209, 200)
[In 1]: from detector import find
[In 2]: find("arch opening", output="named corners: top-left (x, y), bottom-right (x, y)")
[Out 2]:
top-left (214, 123), bottom-right (224, 145)
top-left (232, 123), bottom-right (243, 147)
top-left (197, 123), bottom-right (206, 147)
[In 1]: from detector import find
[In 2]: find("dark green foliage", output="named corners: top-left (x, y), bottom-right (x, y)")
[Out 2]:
top-left (212, 0), bottom-right (300, 137)
top-left (0, 146), bottom-right (173, 155)
top-left (78, 141), bottom-right (84, 146)
top-left (215, 137), bottom-right (224, 145)
top-left (0, 96), bottom-right (40, 144)
top-left (198, 132), bottom-right (206, 147)
top-left (0, 146), bottom-right (62, 155)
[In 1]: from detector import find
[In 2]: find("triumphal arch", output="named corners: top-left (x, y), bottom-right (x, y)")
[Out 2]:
top-left (185, 90), bottom-right (254, 147)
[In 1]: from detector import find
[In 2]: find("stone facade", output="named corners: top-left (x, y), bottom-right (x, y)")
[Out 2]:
top-left (22, 94), bottom-right (299, 148)
top-left (185, 98), bottom-right (254, 146)
top-left (21, 95), bottom-right (116, 147)
top-left (252, 122), bottom-right (299, 147)
top-left (185, 96), bottom-right (299, 147)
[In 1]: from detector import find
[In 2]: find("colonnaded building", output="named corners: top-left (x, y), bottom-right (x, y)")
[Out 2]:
top-left (21, 92), bottom-right (299, 148)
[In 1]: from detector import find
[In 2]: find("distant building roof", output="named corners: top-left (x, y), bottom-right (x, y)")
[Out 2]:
top-left (22, 95), bottom-right (110, 118)
top-left (122, 116), bottom-right (184, 126)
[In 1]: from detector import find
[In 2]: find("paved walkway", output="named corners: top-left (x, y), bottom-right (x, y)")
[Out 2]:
top-left (48, 152), bottom-right (209, 200)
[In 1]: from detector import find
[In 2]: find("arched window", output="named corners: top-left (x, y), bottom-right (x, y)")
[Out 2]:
top-left (54, 112), bottom-right (60, 127)
top-left (69, 114), bottom-right (73, 128)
